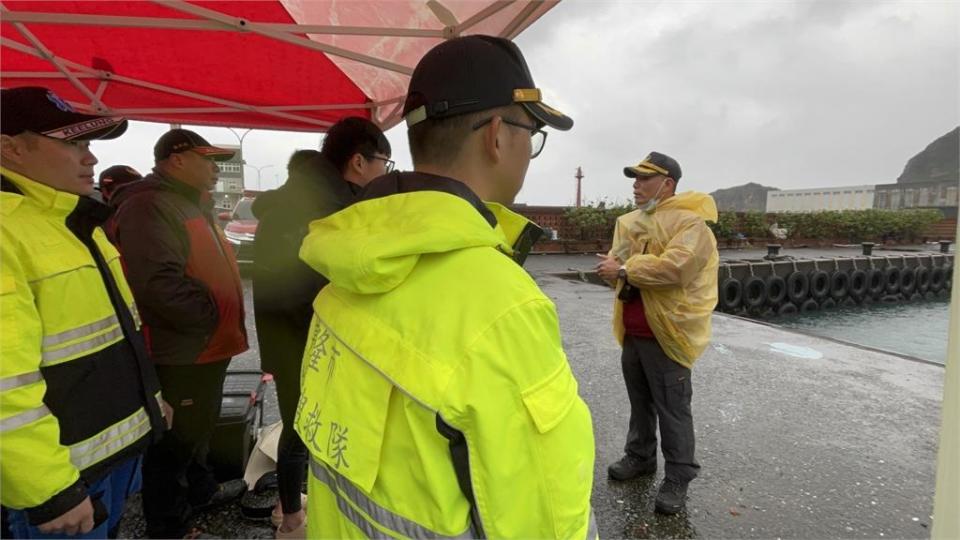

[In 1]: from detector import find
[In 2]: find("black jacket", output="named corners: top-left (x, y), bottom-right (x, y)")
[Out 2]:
top-left (252, 153), bottom-right (359, 374)
top-left (107, 171), bottom-right (248, 365)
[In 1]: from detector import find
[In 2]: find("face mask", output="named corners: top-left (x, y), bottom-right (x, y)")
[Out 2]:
top-left (638, 177), bottom-right (668, 213)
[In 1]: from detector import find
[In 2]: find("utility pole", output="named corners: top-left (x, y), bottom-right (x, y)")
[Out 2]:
top-left (575, 166), bottom-right (584, 208)
top-left (243, 163), bottom-right (274, 192)
top-left (227, 128), bottom-right (253, 191)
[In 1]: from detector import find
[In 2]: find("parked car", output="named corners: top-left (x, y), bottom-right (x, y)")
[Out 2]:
top-left (221, 197), bottom-right (258, 263)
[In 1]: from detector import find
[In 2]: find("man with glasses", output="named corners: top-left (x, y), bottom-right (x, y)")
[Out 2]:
top-left (107, 129), bottom-right (248, 538)
top-left (294, 35), bottom-right (597, 539)
top-left (250, 116), bottom-right (390, 538)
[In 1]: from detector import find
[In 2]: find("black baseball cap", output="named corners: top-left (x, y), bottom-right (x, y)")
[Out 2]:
top-left (99, 165), bottom-right (142, 195)
top-left (0, 86), bottom-right (127, 141)
top-left (154, 129), bottom-right (235, 161)
top-left (624, 151), bottom-right (682, 181)
top-left (402, 35), bottom-right (572, 131)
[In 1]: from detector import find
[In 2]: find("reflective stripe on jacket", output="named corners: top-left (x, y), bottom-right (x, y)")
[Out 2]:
top-left (1, 167), bottom-right (164, 522)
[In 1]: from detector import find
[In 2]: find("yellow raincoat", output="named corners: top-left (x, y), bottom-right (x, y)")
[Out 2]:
top-left (609, 191), bottom-right (719, 368)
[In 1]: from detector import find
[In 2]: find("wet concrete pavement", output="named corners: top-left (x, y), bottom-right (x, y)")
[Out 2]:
top-left (121, 254), bottom-right (944, 538)
top-left (540, 270), bottom-right (941, 539)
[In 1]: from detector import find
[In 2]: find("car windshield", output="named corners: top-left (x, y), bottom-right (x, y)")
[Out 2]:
top-left (233, 199), bottom-right (255, 220)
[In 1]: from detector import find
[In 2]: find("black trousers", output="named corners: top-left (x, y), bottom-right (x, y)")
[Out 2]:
top-left (271, 352), bottom-right (308, 515)
top-left (620, 335), bottom-right (700, 483)
top-left (142, 360), bottom-right (230, 538)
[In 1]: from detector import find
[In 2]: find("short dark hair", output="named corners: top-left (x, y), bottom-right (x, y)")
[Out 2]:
top-left (408, 105), bottom-right (519, 168)
top-left (320, 117), bottom-right (391, 174)
top-left (287, 149), bottom-right (321, 174)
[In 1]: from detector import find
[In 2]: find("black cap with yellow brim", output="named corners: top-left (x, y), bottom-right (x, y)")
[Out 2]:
top-left (402, 35), bottom-right (573, 131)
top-left (512, 88), bottom-right (573, 131)
top-left (623, 152), bottom-right (682, 180)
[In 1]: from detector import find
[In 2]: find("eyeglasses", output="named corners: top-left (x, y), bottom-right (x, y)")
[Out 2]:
top-left (472, 117), bottom-right (547, 159)
top-left (365, 155), bottom-right (395, 173)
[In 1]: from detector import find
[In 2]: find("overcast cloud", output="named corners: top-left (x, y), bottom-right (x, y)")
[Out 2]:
top-left (89, 0), bottom-right (959, 206)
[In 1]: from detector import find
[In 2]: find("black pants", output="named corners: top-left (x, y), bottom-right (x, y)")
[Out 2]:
top-left (142, 361), bottom-right (230, 538)
top-left (621, 335), bottom-right (700, 483)
top-left (271, 353), bottom-right (308, 515)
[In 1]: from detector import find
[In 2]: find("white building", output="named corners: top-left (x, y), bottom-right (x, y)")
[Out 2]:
top-left (766, 185), bottom-right (875, 213)
top-left (213, 144), bottom-right (244, 212)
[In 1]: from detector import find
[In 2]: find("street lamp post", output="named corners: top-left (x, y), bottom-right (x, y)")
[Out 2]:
top-left (227, 128), bottom-right (253, 190)
top-left (227, 128), bottom-right (252, 148)
top-left (244, 163), bottom-right (274, 192)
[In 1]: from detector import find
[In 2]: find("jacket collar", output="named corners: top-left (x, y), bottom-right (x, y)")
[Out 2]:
top-left (485, 202), bottom-right (542, 265)
top-left (148, 168), bottom-right (213, 208)
top-left (359, 171), bottom-right (542, 264)
top-left (360, 171), bottom-right (498, 228)
top-left (1, 165), bottom-right (81, 217)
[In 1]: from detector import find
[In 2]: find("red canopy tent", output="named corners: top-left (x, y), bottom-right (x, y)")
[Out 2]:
top-left (0, 0), bottom-right (559, 131)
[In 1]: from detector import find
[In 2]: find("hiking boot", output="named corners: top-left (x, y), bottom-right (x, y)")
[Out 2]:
top-left (192, 479), bottom-right (247, 513)
top-left (654, 479), bottom-right (689, 514)
top-left (607, 454), bottom-right (656, 481)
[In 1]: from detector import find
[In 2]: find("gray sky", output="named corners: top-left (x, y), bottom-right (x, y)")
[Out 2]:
top-left (90, 0), bottom-right (959, 206)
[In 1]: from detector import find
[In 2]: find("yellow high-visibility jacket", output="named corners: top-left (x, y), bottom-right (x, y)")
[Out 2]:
top-left (1, 168), bottom-right (164, 523)
top-left (296, 174), bottom-right (597, 539)
top-left (609, 192), bottom-right (720, 368)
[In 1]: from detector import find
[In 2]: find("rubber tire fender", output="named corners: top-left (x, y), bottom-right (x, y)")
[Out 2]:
top-left (809, 270), bottom-right (830, 301)
top-left (777, 302), bottom-right (798, 316)
top-left (848, 269), bottom-right (868, 300)
top-left (743, 276), bottom-right (766, 309)
top-left (883, 266), bottom-right (901, 295)
top-left (719, 278), bottom-right (743, 312)
top-left (929, 266), bottom-right (945, 292)
top-left (867, 268), bottom-right (885, 298)
top-left (899, 267), bottom-right (917, 296)
top-left (765, 274), bottom-right (787, 307)
top-left (786, 271), bottom-right (809, 304)
top-left (915, 266), bottom-right (931, 294)
top-left (829, 270), bottom-right (849, 300)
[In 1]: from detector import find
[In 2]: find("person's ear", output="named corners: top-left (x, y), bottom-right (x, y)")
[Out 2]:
top-left (0, 135), bottom-right (23, 164)
top-left (351, 153), bottom-right (365, 173)
top-left (482, 116), bottom-right (503, 163)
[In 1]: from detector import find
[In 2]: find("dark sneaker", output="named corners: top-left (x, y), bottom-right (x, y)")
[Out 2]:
top-left (654, 479), bottom-right (689, 514)
top-left (192, 479), bottom-right (247, 513)
top-left (607, 454), bottom-right (656, 481)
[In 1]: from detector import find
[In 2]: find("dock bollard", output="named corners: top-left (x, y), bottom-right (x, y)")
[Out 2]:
top-left (764, 244), bottom-right (782, 260)
top-left (940, 240), bottom-right (952, 254)
top-left (862, 242), bottom-right (875, 256)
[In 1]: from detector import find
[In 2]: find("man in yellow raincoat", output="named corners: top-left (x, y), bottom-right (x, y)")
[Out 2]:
top-left (595, 151), bottom-right (719, 514)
